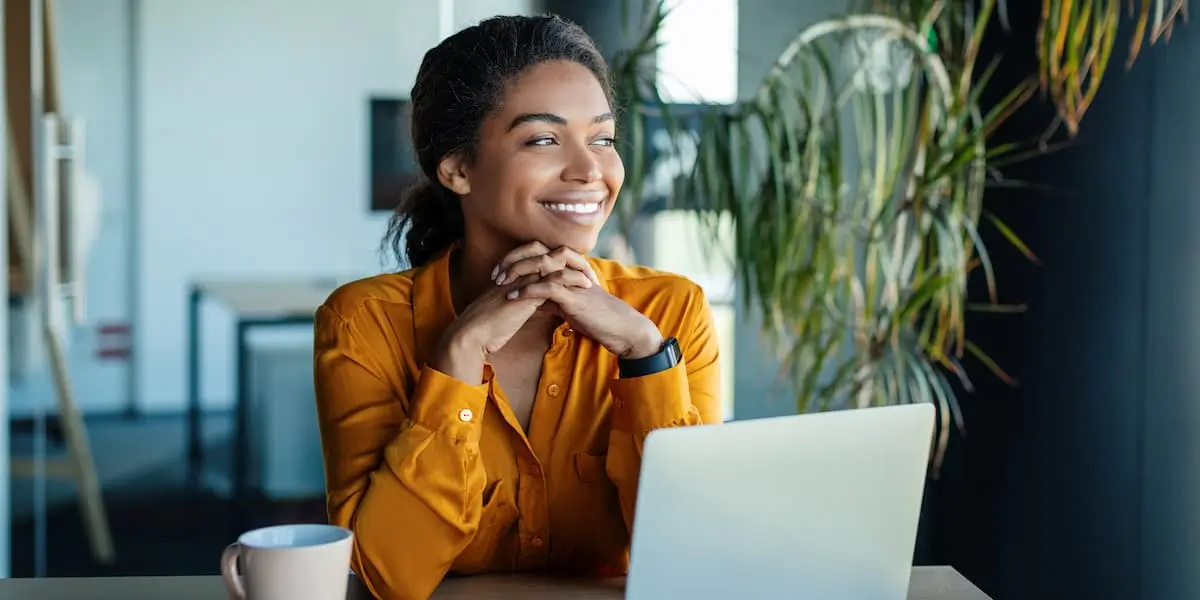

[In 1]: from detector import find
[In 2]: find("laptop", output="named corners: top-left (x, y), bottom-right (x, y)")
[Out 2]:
top-left (625, 403), bottom-right (936, 600)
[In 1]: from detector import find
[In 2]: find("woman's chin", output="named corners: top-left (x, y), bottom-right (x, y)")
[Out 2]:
top-left (529, 231), bottom-right (601, 256)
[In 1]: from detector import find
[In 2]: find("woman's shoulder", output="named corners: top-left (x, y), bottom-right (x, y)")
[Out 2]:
top-left (318, 269), bottom-right (419, 323)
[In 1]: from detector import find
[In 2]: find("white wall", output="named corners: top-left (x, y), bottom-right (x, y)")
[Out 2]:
top-left (136, 0), bottom-right (537, 412)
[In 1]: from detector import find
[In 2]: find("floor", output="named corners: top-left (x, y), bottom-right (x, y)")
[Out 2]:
top-left (8, 413), bottom-right (326, 578)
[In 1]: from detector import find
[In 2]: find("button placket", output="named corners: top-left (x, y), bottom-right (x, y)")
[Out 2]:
top-left (517, 455), bottom-right (550, 568)
top-left (514, 321), bottom-right (575, 569)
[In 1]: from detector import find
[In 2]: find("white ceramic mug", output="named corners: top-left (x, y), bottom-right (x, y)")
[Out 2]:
top-left (221, 524), bottom-right (354, 600)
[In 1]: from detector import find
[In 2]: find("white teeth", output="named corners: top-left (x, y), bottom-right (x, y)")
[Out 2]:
top-left (543, 202), bottom-right (600, 214)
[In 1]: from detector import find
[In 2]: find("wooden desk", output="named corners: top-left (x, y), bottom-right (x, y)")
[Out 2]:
top-left (0, 567), bottom-right (990, 599)
top-left (184, 276), bottom-right (344, 535)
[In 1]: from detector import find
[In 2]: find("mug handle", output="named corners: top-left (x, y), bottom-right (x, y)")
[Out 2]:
top-left (220, 542), bottom-right (247, 600)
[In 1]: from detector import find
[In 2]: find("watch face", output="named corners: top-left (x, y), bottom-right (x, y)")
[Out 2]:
top-left (666, 337), bottom-right (682, 364)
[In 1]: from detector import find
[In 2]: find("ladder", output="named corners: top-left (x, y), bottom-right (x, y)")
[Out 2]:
top-left (5, 0), bottom-right (114, 568)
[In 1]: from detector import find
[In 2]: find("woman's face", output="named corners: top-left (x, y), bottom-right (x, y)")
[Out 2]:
top-left (442, 60), bottom-right (624, 256)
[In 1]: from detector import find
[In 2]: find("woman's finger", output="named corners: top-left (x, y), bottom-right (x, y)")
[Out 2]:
top-left (546, 246), bottom-right (600, 286)
top-left (506, 279), bottom-right (561, 300)
top-left (496, 246), bottom-right (599, 286)
top-left (540, 268), bottom-right (592, 289)
top-left (492, 274), bottom-right (547, 310)
top-left (497, 252), bottom-right (564, 285)
top-left (493, 241), bottom-right (551, 280)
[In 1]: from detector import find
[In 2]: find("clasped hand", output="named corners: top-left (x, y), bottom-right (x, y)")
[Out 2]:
top-left (442, 242), bottom-right (663, 367)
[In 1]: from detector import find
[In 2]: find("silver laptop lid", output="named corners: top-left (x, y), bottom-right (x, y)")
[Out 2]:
top-left (626, 403), bottom-right (936, 600)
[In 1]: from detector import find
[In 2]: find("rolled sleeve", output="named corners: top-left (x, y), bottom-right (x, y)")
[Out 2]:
top-left (407, 365), bottom-right (490, 443)
top-left (609, 362), bottom-right (693, 435)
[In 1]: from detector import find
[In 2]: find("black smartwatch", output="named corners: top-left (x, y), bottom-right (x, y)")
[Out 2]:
top-left (617, 337), bottom-right (681, 378)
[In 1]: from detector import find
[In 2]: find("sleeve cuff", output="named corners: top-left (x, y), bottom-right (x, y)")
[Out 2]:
top-left (609, 363), bottom-right (691, 435)
top-left (407, 365), bottom-right (490, 443)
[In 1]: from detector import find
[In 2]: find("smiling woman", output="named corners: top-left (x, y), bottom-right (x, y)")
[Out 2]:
top-left (312, 14), bottom-right (723, 600)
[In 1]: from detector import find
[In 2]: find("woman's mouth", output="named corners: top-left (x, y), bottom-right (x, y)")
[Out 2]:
top-left (542, 202), bottom-right (601, 215)
top-left (539, 199), bottom-right (606, 225)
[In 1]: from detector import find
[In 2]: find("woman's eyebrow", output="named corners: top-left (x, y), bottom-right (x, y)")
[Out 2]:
top-left (507, 112), bottom-right (615, 131)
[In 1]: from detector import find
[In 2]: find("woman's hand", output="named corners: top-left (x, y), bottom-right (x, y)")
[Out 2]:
top-left (506, 258), bottom-right (664, 360)
top-left (431, 265), bottom-right (594, 385)
top-left (492, 241), bottom-right (600, 287)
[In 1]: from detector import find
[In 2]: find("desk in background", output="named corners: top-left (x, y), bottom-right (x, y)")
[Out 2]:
top-left (185, 277), bottom-right (344, 533)
top-left (0, 567), bottom-right (992, 599)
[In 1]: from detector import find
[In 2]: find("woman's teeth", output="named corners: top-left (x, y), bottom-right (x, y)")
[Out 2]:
top-left (543, 202), bottom-right (600, 214)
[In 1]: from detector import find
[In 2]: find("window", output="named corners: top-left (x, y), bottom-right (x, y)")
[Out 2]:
top-left (656, 0), bottom-right (739, 104)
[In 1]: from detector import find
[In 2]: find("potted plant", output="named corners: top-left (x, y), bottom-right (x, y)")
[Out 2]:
top-left (607, 0), bottom-right (1187, 473)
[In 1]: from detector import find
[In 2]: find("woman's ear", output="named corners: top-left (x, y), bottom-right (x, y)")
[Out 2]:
top-left (436, 154), bottom-right (471, 196)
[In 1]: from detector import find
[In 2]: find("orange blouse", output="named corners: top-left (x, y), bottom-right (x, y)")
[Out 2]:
top-left (313, 249), bottom-right (722, 600)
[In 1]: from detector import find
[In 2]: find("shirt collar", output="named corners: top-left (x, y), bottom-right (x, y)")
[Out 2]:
top-left (410, 247), bottom-right (458, 368)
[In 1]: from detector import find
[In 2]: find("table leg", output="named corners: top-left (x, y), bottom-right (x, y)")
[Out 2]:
top-left (187, 285), bottom-right (203, 486)
top-left (232, 319), bottom-right (252, 534)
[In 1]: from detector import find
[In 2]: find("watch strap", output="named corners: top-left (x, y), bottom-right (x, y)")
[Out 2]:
top-left (617, 337), bottom-right (681, 378)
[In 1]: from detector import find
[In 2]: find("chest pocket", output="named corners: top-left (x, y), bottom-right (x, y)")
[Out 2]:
top-left (574, 452), bottom-right (609, 483)
top-left (563, 452), bottom-right (626, 569)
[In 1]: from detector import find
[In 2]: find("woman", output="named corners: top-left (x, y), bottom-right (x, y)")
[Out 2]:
top-left (313, 14), bottom-right (722, 600)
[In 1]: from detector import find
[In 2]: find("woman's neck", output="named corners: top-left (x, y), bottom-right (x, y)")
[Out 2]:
top-left (448, 240), bottom-right (504, 314)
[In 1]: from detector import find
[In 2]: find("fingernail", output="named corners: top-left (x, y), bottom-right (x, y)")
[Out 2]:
top-left (506, 290), bottom-right (519, 300)
top-left (490, 265), bottom-right (499, 280)
top-left (496, 272), bottom-right (508, 285)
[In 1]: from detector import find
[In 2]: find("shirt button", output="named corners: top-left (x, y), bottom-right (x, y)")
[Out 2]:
top-left (563, 328), bottom-right (573, 337)
top-left (528, 464), bottom-right (542, 476)
top-left (613, 398), bottom-right (624, 409)
top-left (547, 383), bottom-right (561, 397)
top-left (458, 408), bottom-right (474, 423)
top-left (530, 536), bottom-right (544, 548)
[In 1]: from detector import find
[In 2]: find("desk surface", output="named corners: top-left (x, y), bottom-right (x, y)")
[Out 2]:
top-left (194, 277), bottom-right (346, 320)
top-left (0, 567), bottom-right (989, 599)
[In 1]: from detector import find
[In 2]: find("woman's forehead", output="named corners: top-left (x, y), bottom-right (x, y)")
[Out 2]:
top-left (498, 61), bottom-right (612, 119)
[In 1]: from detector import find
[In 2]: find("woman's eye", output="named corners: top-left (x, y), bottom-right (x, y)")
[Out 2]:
top-left (592, 137), bottom-right (617, 147)
top-left (528, 137), bottom-right (557, 146)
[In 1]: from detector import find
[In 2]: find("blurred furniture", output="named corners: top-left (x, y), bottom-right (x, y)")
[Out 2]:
top-left (0, 567), bottom-right (992, 599)
top-left (5, 0), bottom-right (112, 566)
top-left (248, 345), bottom-right (325, 500)
top-left (186, 277), bottom-right (342, 533)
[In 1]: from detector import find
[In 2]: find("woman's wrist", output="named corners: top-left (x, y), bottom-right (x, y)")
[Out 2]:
top-left (430, 328), bottom-right (487, 385)
top-left (622, 322), bottom-right (664, 360)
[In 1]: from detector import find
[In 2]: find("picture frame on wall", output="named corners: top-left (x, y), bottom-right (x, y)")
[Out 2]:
top-left (369, 96), bottom-right (420, 212)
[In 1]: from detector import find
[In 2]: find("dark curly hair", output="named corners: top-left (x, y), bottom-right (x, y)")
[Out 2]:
top-left (383, 14), bottom-right (614, 268)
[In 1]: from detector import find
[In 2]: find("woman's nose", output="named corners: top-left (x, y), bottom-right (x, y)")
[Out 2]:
top-left (562, 145), bottom-right (602, 183)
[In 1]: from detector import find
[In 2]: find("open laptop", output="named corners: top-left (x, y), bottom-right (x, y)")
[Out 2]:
top-left (625, 403), bottom-right (935, 600)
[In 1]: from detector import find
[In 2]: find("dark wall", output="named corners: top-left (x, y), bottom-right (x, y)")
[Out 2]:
top-left (541, 0), bottom-right (649, 62)
top-left (938, 3), bottom-right (1200, 599)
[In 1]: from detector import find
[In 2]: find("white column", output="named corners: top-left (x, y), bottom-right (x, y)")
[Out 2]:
top-left (438, 0), bottom-right (454, 40)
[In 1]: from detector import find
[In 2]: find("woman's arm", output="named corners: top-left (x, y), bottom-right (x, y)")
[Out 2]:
top-left (603, 282), bottom-right (723, 530)
top-left (313, 305), bottom-right (488, 600)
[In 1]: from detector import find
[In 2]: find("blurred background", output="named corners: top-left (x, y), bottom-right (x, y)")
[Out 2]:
top-left (1, 1), bottom-right (1197, 599)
